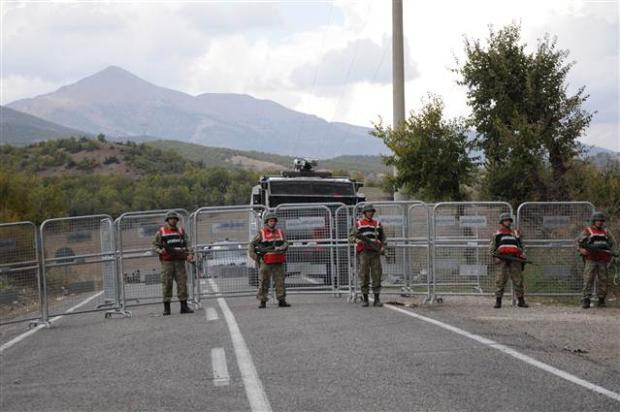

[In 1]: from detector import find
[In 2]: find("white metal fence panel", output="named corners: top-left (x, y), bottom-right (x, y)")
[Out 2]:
top-left (192, 205), bottom-right (264, 300)
top-left (40, 215), bottom-right (117, 317)
top-left (116, 209), bottom-right (192, 307)
top-left (517, 202), bottom-right (595, 296)
top-left (0, 222), bottom-right (43, 325)
top-left (431, 202), bottom-right (513, 298)
top-left (274, 204), bottom-right (336, 293)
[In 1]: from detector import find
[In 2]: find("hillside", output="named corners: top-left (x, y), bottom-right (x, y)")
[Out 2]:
top-left (0, 106), bottom-right (90, 144)
top-left (146, 140), bottom-right (390, 176)
top-left (0, 137), bottom-right (197, 177)
top-left (7, 66), bottom-right (388, 158)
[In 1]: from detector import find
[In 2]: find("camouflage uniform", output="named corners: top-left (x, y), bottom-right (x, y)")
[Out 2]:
top-left (489, 214), bottom-right (527, 308)
top-left (249, 220), bottom-right (289, 306)
top-left (349, 210), bottom-right (386, 302)
top-left (489, 238), bottom-right (525, 298)
top-left (577, 224), bottom-right (617, 305)
top-left (152, 213), bottom-right (193, 314)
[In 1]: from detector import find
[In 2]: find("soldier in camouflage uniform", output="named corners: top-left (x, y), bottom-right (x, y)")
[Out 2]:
top-left (249, 212), bottom-right (290, 309)
top-left (577, 212), bottom-right (618, 308)
top-left (153, 211), bottom-right (194, 315)
top-left (350, 204), bottom-right (386, 307)
top-left (489, 213), bottom-right (528, 308)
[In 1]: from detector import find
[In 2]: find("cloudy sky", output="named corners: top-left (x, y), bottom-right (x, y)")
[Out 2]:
top-left (1, 0), bottom-right (619, 151)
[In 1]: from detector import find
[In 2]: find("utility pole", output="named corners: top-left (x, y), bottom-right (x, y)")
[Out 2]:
top-left (392, 0), bottom-right (406, 200)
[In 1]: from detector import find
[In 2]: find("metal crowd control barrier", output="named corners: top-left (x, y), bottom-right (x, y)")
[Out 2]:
top-left (191, 205), bottom-right (264, 301)
top-left (274, 204), bottom-right (338, 295)
top-left (407, 203), bottom-right (433, 303)
top-left (116, 209), bottom-right (192, 309)
top-left (350, 201), bottom-right (431, 302)
top-left (0, 222), bottom-right (44, 325)
top-left (334, 205), bottom-right (355, 298)
top-left (430, 202), bottom-right (513, 302)
top-left (40, 215), bottom-right (122, 319)
top-left (517, 202), bottom-right (595, 296)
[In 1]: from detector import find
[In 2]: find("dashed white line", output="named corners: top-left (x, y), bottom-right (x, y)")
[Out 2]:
top-left (205, 307), bottom-right (219, 321)
top-left (0, 291), bottom-right (104, 354)
top-left (209, 279), bottom-right (272, 412)
top-left (384, 303), bottom-right (620, 403)
top-left (211, 347), bottom-right (231, 386)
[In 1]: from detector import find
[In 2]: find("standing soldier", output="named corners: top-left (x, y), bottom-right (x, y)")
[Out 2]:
top-left (153, 211), bottom-right (194, 315)
top-left (249, 212), bottom-right (291, 309)
top-left (577, 212), bottom-right (617, 308)
top-left (489, 213), bottom-right (528, 308)
top-left (350, 204), bottom-right (386, 307)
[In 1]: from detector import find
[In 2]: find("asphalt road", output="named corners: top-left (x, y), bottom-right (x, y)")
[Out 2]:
top-left (1, 289), bottom-right (619, 411)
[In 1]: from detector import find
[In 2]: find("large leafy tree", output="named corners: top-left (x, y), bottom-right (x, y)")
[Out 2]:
top-left (456, 24), bottom-right (593, 202)
top-left (372, 96), bottom-right (474, 201)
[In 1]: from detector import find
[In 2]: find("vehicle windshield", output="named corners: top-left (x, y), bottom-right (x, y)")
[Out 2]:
top-left (269, 181), bottom-right (355, 197)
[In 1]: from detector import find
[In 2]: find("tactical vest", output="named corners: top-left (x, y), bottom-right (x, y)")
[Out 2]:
top-left (159, 226), bottom-right (187, 261)
top-left (584, 226), bottom-right (612, 262)
top-left (260, 227), bottom-right (286, 264)
top-left (355, 218), bottom-right (382, 253)
top-left (494, 227), bottom-right (523, 256)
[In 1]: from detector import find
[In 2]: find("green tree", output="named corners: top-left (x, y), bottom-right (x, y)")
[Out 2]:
top-left (456, 24), bottom-right (593, 201)
top-left (372, 96), bottom-right (474, 201)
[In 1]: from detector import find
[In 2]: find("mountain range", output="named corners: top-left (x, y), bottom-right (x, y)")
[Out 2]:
top-left (6, 66), bottom-right (386, 158)
top-left (0, 106), bottom-right (91, 144)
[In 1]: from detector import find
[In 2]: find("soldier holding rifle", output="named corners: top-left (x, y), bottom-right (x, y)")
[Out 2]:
top-left (577, 212), bottom-right (618, 309)
top-left (350, 204), bottom-right (386, 307)
top-left (489, 213), bottom-right (529, 309)
top-left (153, 211), bottom-right (194, 315)
top-left (249, 212), bottom-right (291, 309)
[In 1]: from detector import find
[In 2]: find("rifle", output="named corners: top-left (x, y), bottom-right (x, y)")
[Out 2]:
top-left (579, 244), bottom-right (620, 258)
top-left (492, 252), bottom-right (537, 266)
top-left (355, 234), bottom-right (384, 254)
top-left (162, 242), bottom-right (195, 265)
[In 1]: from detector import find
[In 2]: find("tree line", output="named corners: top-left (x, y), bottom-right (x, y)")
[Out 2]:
top-left (373, 24), bottom-right (619, 227)
top-left (0, 138), bottom-right (258, 223)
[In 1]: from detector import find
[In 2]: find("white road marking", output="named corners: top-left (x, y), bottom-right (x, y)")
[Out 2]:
top-left (209, 279), bottom-right (272, 412)
top-left (0, 291), bottom-right (104, 354)
top-left (205, 307), bottom-right (219, 321)
top-left (384, 303), bottom-right (620, 403)
top-left (211, 347), bottom-right (231, 386)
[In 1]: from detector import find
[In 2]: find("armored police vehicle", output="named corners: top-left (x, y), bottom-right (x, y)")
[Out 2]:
top-left (248, 158), bottom-right (366, 286)
top-left (250, 158), bottom-right (365, 208)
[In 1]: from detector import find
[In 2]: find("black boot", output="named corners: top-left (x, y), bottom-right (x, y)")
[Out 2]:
top-left (361, 294), bottom-right (369, 307)
top-left (180, 300), bottom-right (194, 314)
top-left (597, 297), bottom-right (606, 307)
top-left (493, 297), bottom-right (502, 308)
top-left (278, 299), bottom-right (291, 307)
top-left (373, 293), bottom-right (383, 307)
top-left (582, 298), bottom-right (591, 309)
top-left (517, 297), bottom-right (529, 308)
top-left (163, 301), bottom-right (171, 316)
top-left (258, 300), bottom-right (267, 309)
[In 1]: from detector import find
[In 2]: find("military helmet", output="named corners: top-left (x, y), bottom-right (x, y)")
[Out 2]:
top-left (591, 211), bottom-right (606, 223)
top-left (165, 211), bottom-right (180, 221)
top-left (499, 212), bottom-right (514, 224)
top-left (362, 204), bottom-right (376, 213)
top-left (263, 212), bottom-right (278, 224)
